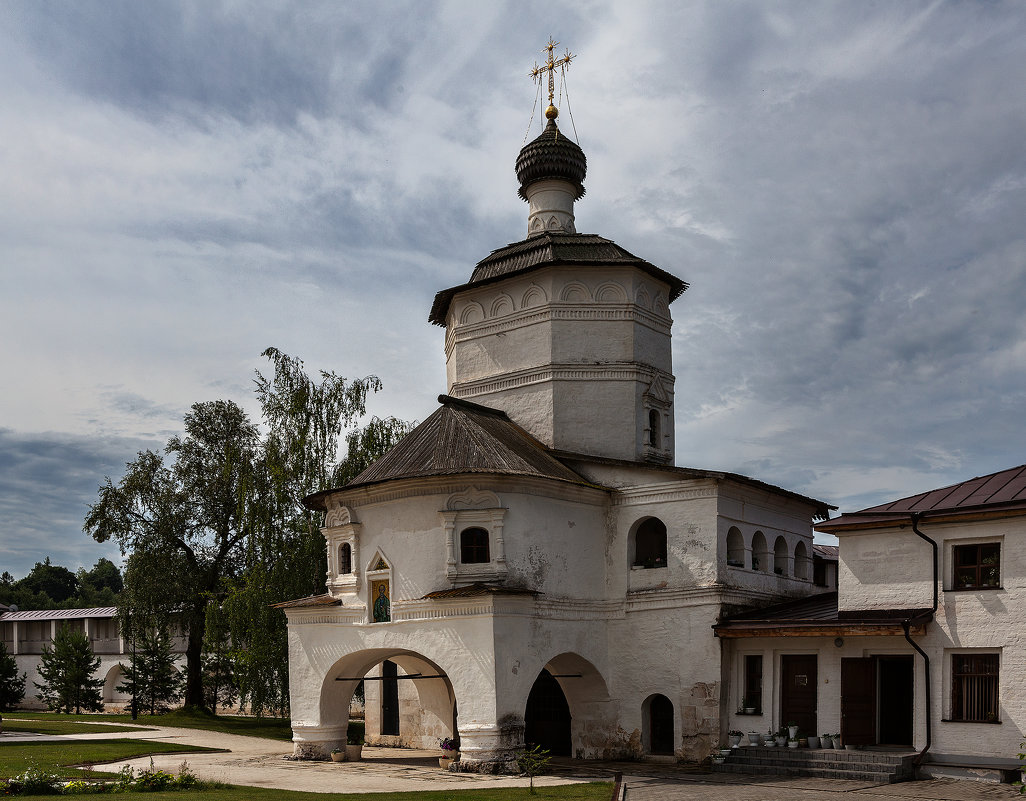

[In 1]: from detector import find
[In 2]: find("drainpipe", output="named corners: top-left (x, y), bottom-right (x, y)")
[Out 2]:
top-left (904, 513), bottom-right (938, 770)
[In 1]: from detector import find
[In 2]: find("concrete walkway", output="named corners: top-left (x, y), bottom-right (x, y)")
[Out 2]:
top-left (2, 721), bottom-right (1021, 798)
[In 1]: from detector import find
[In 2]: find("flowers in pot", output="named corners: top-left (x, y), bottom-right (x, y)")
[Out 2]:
top-left (787, 722), bottom-right (799, 739)
top-left (831, 734), bottom-right (842, 750)
top-left (330, 747), bottom-right (345, 763)
top-left (728, 730), bottom-right (743, 748)
top-left (438, 736), bottom-right (459, 769)
top-left (747, 730), bottom-right (762, 746)
top-left (821, 733), bottom-right (833, 749)
top-left (774, 728), bottom-right (787, 747)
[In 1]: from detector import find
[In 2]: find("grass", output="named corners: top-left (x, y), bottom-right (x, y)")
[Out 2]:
top-left (1, 717), bottom-right (154, 735)
top-left (0, 739), bottom-right (217, 779)
top-left (4, 709), bottom-right (298, 741)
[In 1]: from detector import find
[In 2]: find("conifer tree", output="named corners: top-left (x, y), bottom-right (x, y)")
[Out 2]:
top-left (0, 641), bottom-right (26, 711)
top-left (201, 608), bottom-right (237, 714)
top-left (34, 625), bottom-right (103, 713)
top-left (117, 628), bottom-right (182, 715)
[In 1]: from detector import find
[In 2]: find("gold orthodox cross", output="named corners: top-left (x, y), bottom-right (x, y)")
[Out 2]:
top-left (530, 36), bottom-right (574, 109)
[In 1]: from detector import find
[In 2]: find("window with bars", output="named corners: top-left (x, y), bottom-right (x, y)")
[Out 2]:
top-left (951, 653), bottom-right (999, 722)
top-left (953, 543), bottom-right (1000, 589)
top-left (460, 527), bottom-right (490, 564)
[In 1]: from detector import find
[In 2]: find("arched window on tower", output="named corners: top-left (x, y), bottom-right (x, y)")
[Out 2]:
top-left (633, 518), bottom-right (667, 569)
top-left (648, 409), bottom-right (660, 448)
top-left (338, 543), bottom-right (352, 575)
top-left (460, 527), bottom-right (490, 564)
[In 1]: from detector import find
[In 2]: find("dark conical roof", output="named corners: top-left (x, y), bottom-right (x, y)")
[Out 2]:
top-left (515, 118), bottom-right (586, 201)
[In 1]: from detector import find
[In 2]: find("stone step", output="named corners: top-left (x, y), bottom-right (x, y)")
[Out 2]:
top-left (712, 763), bottom-right (904, 782)
top-left (729, 747), bottom-right (912, 766)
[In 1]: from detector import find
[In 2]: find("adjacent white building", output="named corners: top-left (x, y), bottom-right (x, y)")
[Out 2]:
top-left (716, 464), bottom-right (1026, 780)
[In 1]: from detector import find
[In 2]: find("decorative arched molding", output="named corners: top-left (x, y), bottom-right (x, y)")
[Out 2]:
top-left (530, 216), bottom-right (545, 233)
top-left (559, 281), bottom-right (591, 303)
top-left (653, 292), bottom-right (670, 318)
top-left (446, 487), bottom-right (501, 510)
top-left (490, 293), bottom-right (515, 318)
top-left (595, 282), bottom-right (628, 303)
top-left (324, 503), bottom-right (354, 528)
top-left (521, 284), bottom-right (548, 309)
top-left (459, 301), bottom-right (485, 325)
top-left (635, 286), bottom-right (652, 309)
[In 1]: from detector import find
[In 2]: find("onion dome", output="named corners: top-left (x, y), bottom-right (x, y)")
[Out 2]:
top-left (515, 115), bottom-right (587, 201)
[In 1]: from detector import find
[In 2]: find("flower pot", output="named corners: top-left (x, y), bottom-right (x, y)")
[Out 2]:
top-left (747, 732), bottom-right (761, 746)
top-left (798, 738), bottom-right (808, 748)
top-left (330, 752), bottom-right (346, 762)
top-left (845, 744), bottom-right (857, 751)
top-left (832, 737), bottom-right (842, 750)
top-left (807, 736), bottom-right (820, 749)
top-left (728, 735), bottom-right (742, 748)
top-left (744, 707), bottom-right (756, 715)
top-left (439, 757), bottom-right (453, 769)
top-left (788, 740), bottom-right (798, 748)
top-left (346, 745), bottom-right (363, 761)
top-left (775, 736), bottom-right (786, 747)
top-left (719, 749), bottom-right (731, 756)
top-left (712, 756), bottom-right (726, 764)
top-left (788, 726), bottom-right (798, 739)
top-left (764, 739), bottom-right (775, 747)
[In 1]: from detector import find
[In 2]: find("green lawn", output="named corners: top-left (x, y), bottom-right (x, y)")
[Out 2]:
top-left (0, 739), bottom-right (218, 779)
top-left (4, 709), bottom-right (297, 741)
top-left (1, 717), bottom-right (154, 735)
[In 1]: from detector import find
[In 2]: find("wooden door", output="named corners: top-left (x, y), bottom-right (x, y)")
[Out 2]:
top-left (780, 655), bottom-right (818, 737)
top-left (878, 656), bottom-right (913, 745)
top-left (841, 657), bottom-right (876, 746)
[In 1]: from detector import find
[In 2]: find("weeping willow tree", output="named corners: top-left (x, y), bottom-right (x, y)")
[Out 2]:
top-left (219, 348), bottom-right (413, 716)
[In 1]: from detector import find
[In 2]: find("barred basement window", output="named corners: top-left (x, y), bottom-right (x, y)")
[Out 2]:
top-left (951, 653), bottom-right (998, 722)
top-left (460, 527), bottom-right (490, 564)
top-left (953, 543), bottom-right (1000, 589)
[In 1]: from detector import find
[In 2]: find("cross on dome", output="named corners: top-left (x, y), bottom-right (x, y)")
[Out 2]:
top-left (529, 36), bottom-right (574, 120)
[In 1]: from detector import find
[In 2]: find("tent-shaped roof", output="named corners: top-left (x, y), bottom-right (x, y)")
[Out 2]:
top-left (428, 232), bottom-right (688, 326)
top-left (818, 463), bottom-right (1026, 533)
top-left (303, 395), bottom-right (599, 510)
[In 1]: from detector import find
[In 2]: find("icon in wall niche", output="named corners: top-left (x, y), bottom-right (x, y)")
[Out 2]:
top-left (372, 579), bottom-right (390, 623)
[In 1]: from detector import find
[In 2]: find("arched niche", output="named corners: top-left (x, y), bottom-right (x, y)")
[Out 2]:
top-left (726, 527), bottom-right (745, 568)
top-left (774, 536), bottom-right (789, 576)
top-left (631, 517), bottom-right (668, 569)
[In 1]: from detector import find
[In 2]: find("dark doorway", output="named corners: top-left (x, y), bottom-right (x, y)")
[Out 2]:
top-left (841, 657), bottom-right (875, 746)
top-left (878, 656), bottom-right (914, 745)
top-left (780, 655), bottom-right (818, 737)
top-left (524, 669), bottom-right (571, 756)
top-left (648, 694), bottom-right (675, 755)
top-left (380, 660), bottom-right (399, 736)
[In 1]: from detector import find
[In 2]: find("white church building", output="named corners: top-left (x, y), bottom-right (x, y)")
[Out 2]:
top-left (279, 96), bottom-right (833, 769)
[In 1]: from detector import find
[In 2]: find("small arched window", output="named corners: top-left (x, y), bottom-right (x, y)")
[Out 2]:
top-left (339, 543), bottom-right (352, 575)
top-left (726, 527), bottom-right (745, 567)
top-left (633, 518), bottom-right (667, 568)
top-left (751, 531), bottom-right (768, 572)
top-left (774, 536), bottom-right (789, 576)
top-left (460, 528), bottom-right (490, 564)
top-left (648, 409), bottom-right (660, 447)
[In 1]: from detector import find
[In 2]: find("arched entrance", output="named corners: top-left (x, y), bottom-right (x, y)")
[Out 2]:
top-left (524, 669), bottom-right (571, 755)
top-left (643, 693), bottom-right (675, 755)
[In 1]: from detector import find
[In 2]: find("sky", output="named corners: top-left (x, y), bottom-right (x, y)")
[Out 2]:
top-left (1, 0), bottom-right (1024, 578)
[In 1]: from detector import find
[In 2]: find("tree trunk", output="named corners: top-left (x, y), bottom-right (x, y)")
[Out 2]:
top-left (183, 609), bottom-right (206, 708)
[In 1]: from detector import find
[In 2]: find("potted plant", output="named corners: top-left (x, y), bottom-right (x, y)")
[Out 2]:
top-left (438, 736), bottom-right (459, 769)
top-left (774, 728), bottom-right (787, 747)
top-left (727, 730), bottom-right (743, 748)
top-left (346, 731), bottom-right (364, 762)
top-left (747, 730), bottom-right (762, 746)
top-left (787, 722), bottom-right (799, 739)
top-left (788, 736), bottom-right (799, 749)
top-left (798, 736), bottom-right (808, 748)
top-left (330, 747), bottom-right (345, 763)
top-left (807, 734), bottom-right (820, 749)
top-left (821, 733), bottom-right (833, 749)
top-left (711, 750), bottom-right (726, 765)
top-left (832, 734), bottom-right (842, 750)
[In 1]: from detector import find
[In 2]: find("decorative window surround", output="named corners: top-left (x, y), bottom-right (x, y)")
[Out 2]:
top-left (440, 488), bottom-right (508, 585)
top-left (322, 504), bottom-right (361, 596)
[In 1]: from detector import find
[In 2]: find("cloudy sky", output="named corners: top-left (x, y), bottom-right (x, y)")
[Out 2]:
top-left (1, 0), bottom-right (1024, 578)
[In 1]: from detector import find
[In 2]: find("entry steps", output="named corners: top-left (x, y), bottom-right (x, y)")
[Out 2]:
top-left (711, 745), bottom-right (916, 783)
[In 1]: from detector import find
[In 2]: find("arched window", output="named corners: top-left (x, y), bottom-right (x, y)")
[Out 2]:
top-left (794, 541), bottom-right (809, 580)
top-left (460, 528), bottom-right (490, 564)
top-left (648, 409), bottom-right (660, 447)
top-left (726, 527), bottom-right (745, 568)
top-left (338, 543), bottom-right (352, 575)
top-left (774, 536), bottom-right (789, 576)
top-left (751, 531), bottom-right (768, 572)
top-left (633, 518), bottom-right (667, 568)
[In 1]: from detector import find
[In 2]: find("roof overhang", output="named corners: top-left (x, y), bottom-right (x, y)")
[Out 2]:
top-left (715, 621), bottom-right (929, 638)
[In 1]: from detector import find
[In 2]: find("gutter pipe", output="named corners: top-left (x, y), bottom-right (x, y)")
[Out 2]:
top-left (905, 512), bottom-right (938, 770)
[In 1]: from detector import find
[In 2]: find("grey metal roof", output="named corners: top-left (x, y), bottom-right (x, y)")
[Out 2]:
top-left (813, 544), bottom-right (839, 560)
top-left (422, 582), bottom-right (538, 599)
top-left (0, 606), bottom-right (117, 622)
top-left (714, 592), bottom-right (933, 635)
top-left (428, 232), bottom-right (688, 326)
top-left (304, 395), bottom-right (598, 510)
top-left (271, 594), bottom-right (340, 609)
top-left (515, 118), bottom-right (586, 201)
top-left (818, 463), bottom-right (1026, 532)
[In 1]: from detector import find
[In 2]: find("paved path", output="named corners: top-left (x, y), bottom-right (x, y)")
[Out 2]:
top-left (2, 720), bottom-right (1021, 798)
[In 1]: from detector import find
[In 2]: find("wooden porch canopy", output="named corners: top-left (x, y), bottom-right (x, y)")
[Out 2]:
top-left (714, 592), bottom-right (932, 638)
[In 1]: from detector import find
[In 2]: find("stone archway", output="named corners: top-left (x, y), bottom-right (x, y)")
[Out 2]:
top-left (524, 669), bottom-right (571, 755)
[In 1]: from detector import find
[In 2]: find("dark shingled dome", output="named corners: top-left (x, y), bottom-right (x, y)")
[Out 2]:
top-left (515, 118), bottom-right (586, 201)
